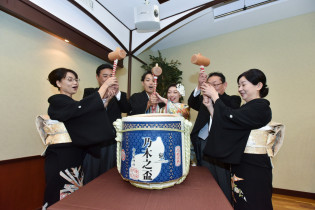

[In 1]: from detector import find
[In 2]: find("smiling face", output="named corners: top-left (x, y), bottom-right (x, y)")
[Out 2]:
top-left (56, 72), bottom-right (79, 97)
top-left (207, 75), bottom-right (227, 95)
top-left (238, 76), bottom-right (262, 102)
top-left (96, 68), bottom-right (113, 87)
top-left (167, 86), bottom-right (181, 103)
top-left (142, 73), bottom-right (154, 94)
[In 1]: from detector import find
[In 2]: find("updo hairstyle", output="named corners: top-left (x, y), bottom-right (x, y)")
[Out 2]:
top-left (48, 68), bottom-right (78, 90)
top-left (237, 68), bottom-right (269, 98)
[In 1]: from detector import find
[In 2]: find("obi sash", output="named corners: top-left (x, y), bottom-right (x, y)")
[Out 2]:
top-left (160, 101), bottom-right (190, 120)
top-left (35, 115), bottom-right (72, 155)
top-left (244, 122), bottom-right (285, 157)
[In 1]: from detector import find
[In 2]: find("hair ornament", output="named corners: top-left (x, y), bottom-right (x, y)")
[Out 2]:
top-left (176, 83), bottom-right (185, 96)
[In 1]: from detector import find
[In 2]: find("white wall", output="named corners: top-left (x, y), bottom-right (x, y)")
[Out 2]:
top-left (143, 12), bottom-right (315, 193)
top-left (1, 9), bottom-right (314, 194)
top-left (0, 11), bottom-right (128, 160)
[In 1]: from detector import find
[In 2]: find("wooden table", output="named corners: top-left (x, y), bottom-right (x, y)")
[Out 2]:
top-left (49, 166), bottom-right (233, 210)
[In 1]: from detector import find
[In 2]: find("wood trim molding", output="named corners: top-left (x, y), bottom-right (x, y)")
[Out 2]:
top-left (273, 188), bottom-right (315, 200)
top-left (131, 55), bottom-right (147, 66)
top-left (127, 30), bottom-right (133, 98)
top-left (158, 0), bottom-right (170, 4)
top-left (95, 0), bottom-right (130, 30)
top-left (0, 0), bottom-right (124, 67)
top-left (68, 0), bottom-right (129, 52)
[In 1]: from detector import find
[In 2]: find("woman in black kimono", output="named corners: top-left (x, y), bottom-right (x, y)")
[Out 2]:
top-left (44, 68), bottom-right (116, 208)
top-left (201, 69), bottom-right (273, 210)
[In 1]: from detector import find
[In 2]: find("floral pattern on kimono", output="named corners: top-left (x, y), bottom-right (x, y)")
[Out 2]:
top-left (231, 174), bottom-right (247, 202)
top-left (160, 101), bottom-right (190, 120)
top-left (59, 166), bottom-right (83, 200)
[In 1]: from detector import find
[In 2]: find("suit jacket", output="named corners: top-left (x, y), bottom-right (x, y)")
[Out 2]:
top-left (188, 90), bottom-right (241, 142)
top-left (128, 90), bottom-right (149, 115)
top-left (83, 88), bottom-right (130, 124)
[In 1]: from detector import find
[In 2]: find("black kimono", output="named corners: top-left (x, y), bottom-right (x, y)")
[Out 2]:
top-left (203, 98), bottom-right (272, 210)
top-left (44, 92), bottom-right (115, 207)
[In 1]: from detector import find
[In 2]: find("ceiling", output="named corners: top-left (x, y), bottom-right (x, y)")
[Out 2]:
top-left (28, 0), bottom-right (315, 56)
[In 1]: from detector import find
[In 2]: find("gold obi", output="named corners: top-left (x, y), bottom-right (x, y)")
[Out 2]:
top-left (244, 122), bottom-right (285, 157)
top-left (35, 115), bottom-right (72, 146)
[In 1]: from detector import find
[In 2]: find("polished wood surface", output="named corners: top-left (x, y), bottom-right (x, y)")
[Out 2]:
top-left (273, 194), bottom-right (315, 210)
top-left (49, 167), bottom-right (233, 210)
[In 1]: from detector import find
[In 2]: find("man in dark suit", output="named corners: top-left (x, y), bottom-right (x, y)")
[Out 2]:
top-left (188, 72), bottom-right (241, 203)
top-left (128, 71), bottom-right (156, 115)
top-left (83, 64), bottom-right (130, 184)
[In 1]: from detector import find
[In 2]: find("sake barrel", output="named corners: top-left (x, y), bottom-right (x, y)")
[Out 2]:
top-left (113, 113), bottom-right (192, 189)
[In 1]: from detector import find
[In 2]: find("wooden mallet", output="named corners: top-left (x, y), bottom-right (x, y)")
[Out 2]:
top-left (151, 64), bottom-right (162, 113)
top-left (191, 53), bottom-right (210, 104)
top-left (108, 47), bottom-right (127, 77)
top-left (191, 53), bottom-right (210, 73)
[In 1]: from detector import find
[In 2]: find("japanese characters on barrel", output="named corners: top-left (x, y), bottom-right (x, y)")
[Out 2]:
top-left (113, 114), bottom-right (192, 189)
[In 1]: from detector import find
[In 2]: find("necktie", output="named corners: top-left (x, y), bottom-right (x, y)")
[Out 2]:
top-left (198, 123), bottom-right (209, 140)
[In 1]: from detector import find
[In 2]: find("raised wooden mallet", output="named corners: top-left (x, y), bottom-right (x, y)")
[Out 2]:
top-left (191, 53), bottom-right (210, 73)
top-left (108, 47), bottom-right (127, 77)
top-left (151, 64), bottom-right (162, 113)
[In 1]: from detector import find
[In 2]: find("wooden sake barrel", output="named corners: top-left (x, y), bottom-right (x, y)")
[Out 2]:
top-left (114, 114), bottom-right (192, 189)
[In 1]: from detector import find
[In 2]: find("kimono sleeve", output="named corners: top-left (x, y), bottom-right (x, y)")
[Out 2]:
top-left (48, 92), bottom-right (104, 121)
top-left (188, 90), bottom-right (202, 111)
top-left (213, 98), bottom-right (272, 130)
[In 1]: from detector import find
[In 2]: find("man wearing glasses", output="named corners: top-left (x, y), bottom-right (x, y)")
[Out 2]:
top-left (188, 72), bottom-right (241, 203)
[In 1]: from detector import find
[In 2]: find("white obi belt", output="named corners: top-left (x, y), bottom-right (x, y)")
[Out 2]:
top-left (35, 115), bottom-right (72, 155)
top-left (245, 122), bottom-right (285, 157)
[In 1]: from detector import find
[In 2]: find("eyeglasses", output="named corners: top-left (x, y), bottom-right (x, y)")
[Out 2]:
top-left (66, 77), bottom-right (80, 83)
top-left (206, 82), bottom-right (222, 88)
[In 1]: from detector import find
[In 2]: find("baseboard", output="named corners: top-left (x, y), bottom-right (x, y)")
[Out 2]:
top-left (0, 155), bottom-right (45, 210)
top-left (273, 188), bottom-right (315, 199)
top-left (1, 155), bottom-right (314, 207)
